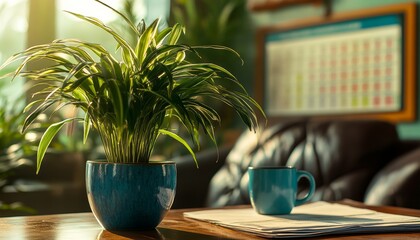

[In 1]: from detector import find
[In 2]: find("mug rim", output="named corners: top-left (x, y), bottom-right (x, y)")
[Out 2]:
top-left (248, 166), bottom-right (294, 170)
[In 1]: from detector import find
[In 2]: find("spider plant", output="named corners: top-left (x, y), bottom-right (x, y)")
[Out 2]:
top-left (0, 0), bottom-right (263, 173)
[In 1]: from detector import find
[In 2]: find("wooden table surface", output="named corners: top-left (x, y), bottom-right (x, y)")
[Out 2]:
top-left (1, 200), bottom-right (420, 240)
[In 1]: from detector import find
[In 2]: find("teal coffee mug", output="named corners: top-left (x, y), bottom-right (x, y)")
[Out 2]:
top-left (248, 166), bottom-right (316, 215)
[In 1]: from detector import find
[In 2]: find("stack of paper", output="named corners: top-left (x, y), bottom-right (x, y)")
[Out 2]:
top-left (184, 201), bottom-right (420, 238)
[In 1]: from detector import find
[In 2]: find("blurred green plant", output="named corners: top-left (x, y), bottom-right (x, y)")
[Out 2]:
top-left (171, 0), bottom-right (250, 47)
top-left (170, 0), bottom-right (255, 134)
top-left (170, 0), bottom-right (252, 72)
top-left (0, 95), bottom-right (33, 185)
top-left (0, 85), bottom-right (35, 214)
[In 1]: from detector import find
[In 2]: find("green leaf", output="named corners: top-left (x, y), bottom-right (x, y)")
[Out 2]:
top-left (105, 79), bottom-right (124, 127)
top-left (36, 118), bottom-right (76, 174)
top-left (136, 19), bottom-right (159, 64)
top-left (83, 114), bottom-right (91, 144)
top-left (22, 100), bottom-right (56, 132)
top-left (93, 0), bottom-right (140, 37)
top-left (155, 27), bottom-right (173, 46)
top-left (65, 11), bottom-right (137, 66)
top-left (167, 23), bottom-right (184, 45)
top-left (159, 129), bottom-right (198, 168)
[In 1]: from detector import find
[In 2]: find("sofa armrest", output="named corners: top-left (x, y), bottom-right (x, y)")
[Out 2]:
top-left (364, 148), bottom-right (420, 209)
top-left (171, 145), bottom-right (232, 209)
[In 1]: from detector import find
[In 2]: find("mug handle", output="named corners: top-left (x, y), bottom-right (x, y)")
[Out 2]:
top-left (295, 170), bottom-right (316, 206)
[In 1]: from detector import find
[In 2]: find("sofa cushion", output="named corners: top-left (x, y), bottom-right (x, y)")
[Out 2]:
top-left (206, 120), bottom-right (399, 207)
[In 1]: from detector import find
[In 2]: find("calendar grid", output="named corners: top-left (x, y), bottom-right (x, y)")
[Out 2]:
top-left (264, 15), bottom-right (403, 116)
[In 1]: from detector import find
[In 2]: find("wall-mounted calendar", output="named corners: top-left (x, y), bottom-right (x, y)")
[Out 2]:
top-left (255, 3), bottom-right (416, 122)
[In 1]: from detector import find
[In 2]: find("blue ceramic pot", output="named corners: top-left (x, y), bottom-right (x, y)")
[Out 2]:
top-left (86, 161), bottom-right (176, 231)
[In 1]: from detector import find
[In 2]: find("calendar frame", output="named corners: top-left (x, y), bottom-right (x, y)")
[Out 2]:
top-left (255, 3), bottom-right (416, 122)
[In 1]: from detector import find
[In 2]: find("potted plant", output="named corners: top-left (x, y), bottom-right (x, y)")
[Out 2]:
top-left (0, 0), bottom-right (263, 230)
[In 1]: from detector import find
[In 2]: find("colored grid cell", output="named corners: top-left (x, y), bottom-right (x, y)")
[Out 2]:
top-left (351, 97), bottom-right (358, 107)
top-left (362, 95), bottom-right (370, 107)
top-left (385, 95), bottom-right (394, 105)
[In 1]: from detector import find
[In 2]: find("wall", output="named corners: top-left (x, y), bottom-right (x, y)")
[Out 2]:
top-left (250, 0), bottom-right (420, 139)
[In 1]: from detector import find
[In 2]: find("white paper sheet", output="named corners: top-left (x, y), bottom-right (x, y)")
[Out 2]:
top-left (183, 201), bottom-right (420, 238)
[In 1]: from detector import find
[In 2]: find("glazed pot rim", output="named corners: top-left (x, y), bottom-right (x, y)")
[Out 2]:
top-left (87, 160), bottom-right (175, 165)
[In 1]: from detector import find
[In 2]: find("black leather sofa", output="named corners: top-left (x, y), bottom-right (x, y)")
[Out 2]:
top-left (173, 119), bottom-right (420, 210)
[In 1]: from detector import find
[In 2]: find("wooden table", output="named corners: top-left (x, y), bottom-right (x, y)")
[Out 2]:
top-left (1, 200), bottom-right (420, 239)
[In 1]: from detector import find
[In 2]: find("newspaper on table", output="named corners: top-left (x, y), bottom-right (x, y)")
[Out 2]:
top-left (183, 201), bottom-right (420, 238)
